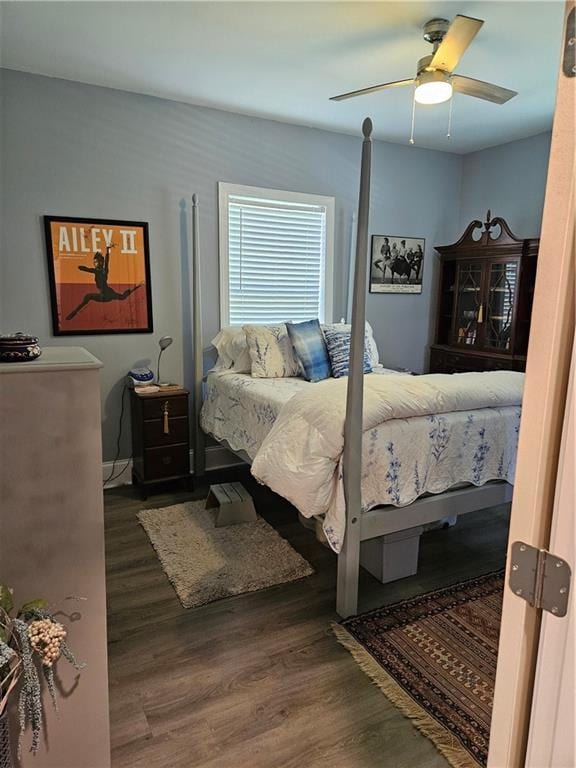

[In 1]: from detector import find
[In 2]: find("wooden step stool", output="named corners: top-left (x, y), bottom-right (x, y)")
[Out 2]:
top-left (206, 482), bottom-right (257, 527)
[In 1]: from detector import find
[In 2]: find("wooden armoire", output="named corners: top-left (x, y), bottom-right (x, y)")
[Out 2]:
top-left (429, 211), bottom-right (539, 374)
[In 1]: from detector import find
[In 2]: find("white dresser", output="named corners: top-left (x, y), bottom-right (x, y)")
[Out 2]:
top-left (0, 347), bottom-right (110, 768)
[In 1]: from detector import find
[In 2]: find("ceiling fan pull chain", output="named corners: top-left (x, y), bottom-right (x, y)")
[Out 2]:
top-left (409, 95), bottom-right (416, 145)
top-left (447, 95), bottom-right (454, 139)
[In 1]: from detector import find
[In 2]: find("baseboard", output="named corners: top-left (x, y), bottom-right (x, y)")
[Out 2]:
top-left (102, 457), bottom-right (133, 488)
top-left (102, 445), bottom-right (245, 488)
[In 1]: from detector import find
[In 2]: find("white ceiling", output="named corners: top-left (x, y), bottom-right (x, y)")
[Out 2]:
top-left (0, 1), bottom-right (565, 154)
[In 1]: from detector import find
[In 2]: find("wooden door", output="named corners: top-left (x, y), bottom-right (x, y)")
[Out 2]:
top-left (525, 337), bottom-right (575, 767)
top-left (487, 3), bottom-right (575, 766)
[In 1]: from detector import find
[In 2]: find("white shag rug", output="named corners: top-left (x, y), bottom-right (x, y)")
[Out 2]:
top-left (138, 500), bottom-right (314, 609)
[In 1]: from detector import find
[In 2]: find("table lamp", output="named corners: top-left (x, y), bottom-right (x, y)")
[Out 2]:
top-left (156, 336), bottom-right (173, 387)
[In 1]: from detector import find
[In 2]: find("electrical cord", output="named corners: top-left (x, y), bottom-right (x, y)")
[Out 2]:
top-left (103, 385), bottom-right (131, 487)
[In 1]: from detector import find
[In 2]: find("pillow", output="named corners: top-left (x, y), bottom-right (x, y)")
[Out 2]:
top-left (210, 327), bottom-right (251, 373)
top-left (228, 330), bottom-right (252, 372)
top-left (287, 319), bottom-right (332, 382)
top-left (243, 324), bottom-right (300, 378)
top-left (323, 326), bottom-right (372, 378)
top-left (322, 321), bottom-right (379, 368)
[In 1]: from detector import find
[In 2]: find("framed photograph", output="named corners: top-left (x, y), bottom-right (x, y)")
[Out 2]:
top-left (44, 216), bottom-right (153, 335)
top-left (370, 235), bottom-right (425, 294)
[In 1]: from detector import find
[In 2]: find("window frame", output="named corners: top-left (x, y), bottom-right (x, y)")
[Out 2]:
top-left (218, 182), bottom-right (335, 328)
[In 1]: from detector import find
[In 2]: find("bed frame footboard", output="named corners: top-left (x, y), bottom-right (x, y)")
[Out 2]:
top-left (336, 481), bottom-right (513, 618)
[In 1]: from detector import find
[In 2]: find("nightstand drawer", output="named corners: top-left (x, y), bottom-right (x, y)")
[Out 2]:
top-left (142, 395), bottom-right (188, 421)
top-left (143, 416), bottom-right (189, 447)
top-left (144, 443), bottom-right (189, 480)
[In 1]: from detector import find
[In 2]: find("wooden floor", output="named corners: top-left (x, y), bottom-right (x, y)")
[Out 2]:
top-left (106, 468), bottom-right (510, 768)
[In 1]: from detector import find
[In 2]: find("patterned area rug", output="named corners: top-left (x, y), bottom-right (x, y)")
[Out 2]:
top-left (138, 501), bottom-right (314, 609)
top-left (334, 571), bottom-right (504, 768)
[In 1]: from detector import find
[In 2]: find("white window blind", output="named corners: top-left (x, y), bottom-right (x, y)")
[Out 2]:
top-left (219, 184), bottom-right (334, 326)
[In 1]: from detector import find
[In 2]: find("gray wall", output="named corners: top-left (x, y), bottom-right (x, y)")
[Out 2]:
top-left (1, 71), bottom-right (550, 462)
top-left (1, 70), bottom-right (464, 460)
top-left (459, 131), bottom-right (551, 239)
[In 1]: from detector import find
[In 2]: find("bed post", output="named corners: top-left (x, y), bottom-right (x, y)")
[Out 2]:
top-left (346, 211), bottom-right (358, 323)
top-left (337, 118), bottom-right (373, 618)
top-left (192, 193), bottom-right (206, 478)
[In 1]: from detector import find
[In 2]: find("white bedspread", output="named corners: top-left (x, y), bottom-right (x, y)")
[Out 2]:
top-left (201, 372), bottom-right (310, 459)
top-left (251, 371), bottom-right (523, 552)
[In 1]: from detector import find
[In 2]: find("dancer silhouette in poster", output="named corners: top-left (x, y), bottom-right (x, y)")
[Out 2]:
top-left (66, 244), bottom-right (141, 321)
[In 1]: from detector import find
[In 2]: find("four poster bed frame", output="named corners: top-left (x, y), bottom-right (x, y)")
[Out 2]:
top-left (190, 119), bottom-right (513, 618)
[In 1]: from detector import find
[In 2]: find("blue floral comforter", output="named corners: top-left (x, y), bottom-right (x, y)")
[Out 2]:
top-left (251, 371), bottom-right (523, 552)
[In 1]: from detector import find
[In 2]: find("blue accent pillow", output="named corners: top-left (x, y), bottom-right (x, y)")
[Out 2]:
top-left (323, 326), bottom-right (372, 378)
top-left (287, 319), bottom-right (332, 382)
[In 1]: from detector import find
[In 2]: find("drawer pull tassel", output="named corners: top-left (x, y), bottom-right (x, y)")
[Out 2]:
top-left (163, 402), bottom-right (170, 434)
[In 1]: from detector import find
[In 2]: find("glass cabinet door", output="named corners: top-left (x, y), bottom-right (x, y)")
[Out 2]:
top-left (484, 260), bottom-right (519, 352)
top-left (453, 262), bottom-right (484, 347)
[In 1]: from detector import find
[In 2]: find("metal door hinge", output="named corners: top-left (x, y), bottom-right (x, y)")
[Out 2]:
top-left (563, 7), bottom-right (575, 78)
top-left (509, 541), bottom-right (571, 618)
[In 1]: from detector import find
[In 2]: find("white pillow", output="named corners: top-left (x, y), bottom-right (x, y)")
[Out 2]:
top-left (243, 324), bottom-right (300, 378)
top-left (228, 330), bottom-right (252, 372)
top-left (210, 327), bottom-right (252, 373)
top-left (321, 321), bottom-right (379, 367)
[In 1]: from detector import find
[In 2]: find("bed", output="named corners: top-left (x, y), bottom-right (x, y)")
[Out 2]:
top-left (190, 120), bottom-right (520, 618)
top-left (200, 368), bottom-right (521, 608)
top-left (200, 367), bottom-right (405, 462)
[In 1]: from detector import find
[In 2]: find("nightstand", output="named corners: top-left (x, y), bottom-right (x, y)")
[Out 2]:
top-left (130, 387), bottom-right (191, 498)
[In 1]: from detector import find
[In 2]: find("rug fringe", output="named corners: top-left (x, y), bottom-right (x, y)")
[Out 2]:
top-left (332, 623), bottom-right (483, 768)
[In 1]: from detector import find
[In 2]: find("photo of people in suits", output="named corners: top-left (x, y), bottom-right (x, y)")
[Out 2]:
top-left (370, 235), bottom-right (425, 294)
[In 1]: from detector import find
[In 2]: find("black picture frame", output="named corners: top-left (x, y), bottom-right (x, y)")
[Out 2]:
top-left (369, 234), bottom-right (425, 294)
top-left (44, 215), bottom-right (153, 336)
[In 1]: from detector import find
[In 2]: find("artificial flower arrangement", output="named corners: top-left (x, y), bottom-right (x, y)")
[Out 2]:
top-left (0, 584), bottom-right (84, 755)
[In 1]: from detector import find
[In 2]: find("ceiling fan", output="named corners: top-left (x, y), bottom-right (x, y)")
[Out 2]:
top-left (330, 15), bottom-right (517, 107)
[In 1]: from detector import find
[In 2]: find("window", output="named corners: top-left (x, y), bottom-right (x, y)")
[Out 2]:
top-left (219, 183), bottom-right (334, 326)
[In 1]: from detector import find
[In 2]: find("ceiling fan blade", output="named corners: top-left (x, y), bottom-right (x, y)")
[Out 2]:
top-left (452, 75), bottom-right (517, 104)
top-left (330, 78), bottom-right (414, 101)
top-left (430, 15), bottom-right (484, 73)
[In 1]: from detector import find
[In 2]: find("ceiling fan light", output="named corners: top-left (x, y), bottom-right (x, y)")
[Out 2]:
top-left (414, 71), bottom-right (453, 105)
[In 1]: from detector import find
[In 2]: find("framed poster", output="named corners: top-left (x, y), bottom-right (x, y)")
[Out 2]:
top-left (44, 216), bottom-right (153, 335)
top-left (370, 235), bottom-right (425, 294)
